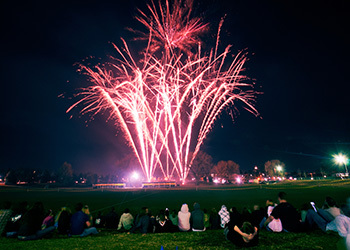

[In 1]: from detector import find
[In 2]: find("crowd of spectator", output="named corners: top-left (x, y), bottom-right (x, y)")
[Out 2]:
top-left (0, 192), bottom-right (349, 248)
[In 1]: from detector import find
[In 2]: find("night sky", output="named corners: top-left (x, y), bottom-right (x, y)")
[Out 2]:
top-left (1, 0), bottom-right (349, 175)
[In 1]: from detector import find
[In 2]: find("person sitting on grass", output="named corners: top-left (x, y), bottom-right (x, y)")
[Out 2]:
top-left (41, 209), bottom-right (54, 230)
top-left (128, 207), bottom-right (150, 235)
top-left (203, 208), bottom-right (210, 229)
top-left (154, 210), bottom-right (174, 233)
top-left (209, 207), bottom-right (220, 229)
top-left (17, 202), bottom-right (56, 241)
top-left (224, 220), bottom-right (259, 248)
top-left (178, 204), bottom-right (191, 232)
top-left (169, 209), bottom-right (178, 228)
top-left (0, 201), bottom-right (12, 237)
top-left (55, 206), bottom-right (71, 235)
top-left (305, 196), bottom-right (343, 232)
top-left (264, 192), bottom-right (302, 232)
top-left (117, 208), bottom-right (134, 231)
top-left (218, 205), bottom-right (230, 228)
top-left (190, 202), bottom-right (205, 231)
top-left (334, 213), bottom-right (350, 250)
top-left (70, 202), bottom-right (98, 237)
top-left (104, 207), bottom-right (118, 229)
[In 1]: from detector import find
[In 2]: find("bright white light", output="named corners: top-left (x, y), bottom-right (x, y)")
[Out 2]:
top-left (236, 177), bottom-right (241, 184)
top-left (276, 165), bottom-right (282, 172)
top-left (131, 171), bottom-right (140, 180)
top-left (213, 179), bottom-right (219, 183)
top-left (334, 153), bottom-right (348, 165)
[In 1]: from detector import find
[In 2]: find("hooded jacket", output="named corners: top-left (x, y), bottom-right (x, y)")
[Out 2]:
top-left (178, 204), bottom-right (191, 231)
top-left (191, 203), bottom-right (205, 230)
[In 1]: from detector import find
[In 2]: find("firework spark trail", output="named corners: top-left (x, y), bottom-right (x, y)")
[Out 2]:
top-left (69, 0), bottom-right (259, 182)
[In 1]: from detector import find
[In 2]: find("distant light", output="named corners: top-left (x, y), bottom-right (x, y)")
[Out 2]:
top-left (276, 165), bottom-right (282, 172)
top-left (213, 179), bottom-right (219, 183)
top-left (131, 171), bottom-right (140, 180)
top-left (333, 153), bottom-right (348, 165)
top-left (236, 177), bottom-right (241, 184)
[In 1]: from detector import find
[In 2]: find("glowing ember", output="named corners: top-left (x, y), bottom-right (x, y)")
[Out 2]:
top-left (68, 0), bottom-right (259, 183)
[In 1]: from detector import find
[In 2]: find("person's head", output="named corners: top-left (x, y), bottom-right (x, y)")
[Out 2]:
top-left (278, 192), bottom-right (287, 203)
top-left (75, 202), bottom-right (83, 212)
top-left (165, 208), bottom-right (169, 217)
top-left (241, 221), bottom-right (255, 234)
top-left (158, 213), bottom-right (166, 222)
top-left (266, 199), bottom-right (274, 206)
top-left (46, 209), bottom-right (53, 217)
top-left (141, 206), bottom-right (149, 215)
top-left (171, 209), bottom-right (177, 215)
top-left (193, 202), bottom-right (200, 210)
top-left (253, 205), bottom-right (260, 211)
top-left (180, 204), bottom-right (189, 213)
top-left (324, 197), bottom-right (337, 208)
top-left (230, 207), bottom-right (237, 212)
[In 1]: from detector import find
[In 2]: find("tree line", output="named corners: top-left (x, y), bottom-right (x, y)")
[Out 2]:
top-left (2, 151), bottom-right (334, 186)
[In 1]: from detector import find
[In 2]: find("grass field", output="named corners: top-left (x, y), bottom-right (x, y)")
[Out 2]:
top-left (1, 179), bottom-right (349, 249)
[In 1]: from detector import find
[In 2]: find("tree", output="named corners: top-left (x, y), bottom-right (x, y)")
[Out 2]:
top-left (189, 151), bottom-right (214, 182)
top-left (5, 170), bottom-right (18, 184)
top-left (212, 160), bottom-right (240, 180)
top-left (58, 162), bottom-right (73, 185)
top-left (264, 160), bottom-right (285, 177)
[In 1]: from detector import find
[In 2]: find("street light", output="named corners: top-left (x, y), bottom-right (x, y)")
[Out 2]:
top-left (276, 165), bottom-right (282, 172)
top-left (333, 153), bottom-right (349, 177)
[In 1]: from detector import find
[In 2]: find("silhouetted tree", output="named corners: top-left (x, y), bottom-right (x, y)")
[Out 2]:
top-left (189, 151), bottom-right (214, 182)
top-left (212, 160), bottom-right (240, 180)
top-left (58, 162), bottom-right (73, 185)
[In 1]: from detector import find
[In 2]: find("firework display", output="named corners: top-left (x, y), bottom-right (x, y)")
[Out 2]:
top-left (68, 0), bottom-right (259, 183)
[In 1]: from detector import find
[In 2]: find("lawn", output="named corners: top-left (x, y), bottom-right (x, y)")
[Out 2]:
top-left (0, 179), bottom-right (349, 249)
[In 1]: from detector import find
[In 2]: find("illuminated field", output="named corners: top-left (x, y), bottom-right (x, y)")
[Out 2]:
top-left (1, 179), bottom-right (349, 216)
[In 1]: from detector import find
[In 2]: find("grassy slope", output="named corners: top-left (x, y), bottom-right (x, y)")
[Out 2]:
top-left (0, 179), bottom-right (349, 249)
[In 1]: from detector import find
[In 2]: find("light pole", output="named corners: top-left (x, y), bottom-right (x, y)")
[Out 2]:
top-left (333, 153), bottom-right (349, 177)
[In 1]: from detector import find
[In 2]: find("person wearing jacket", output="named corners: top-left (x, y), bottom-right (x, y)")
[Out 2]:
top-left (191, 202), bottom-right (205, 231)
top-left (178, 204), bottom-right (191, 232)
